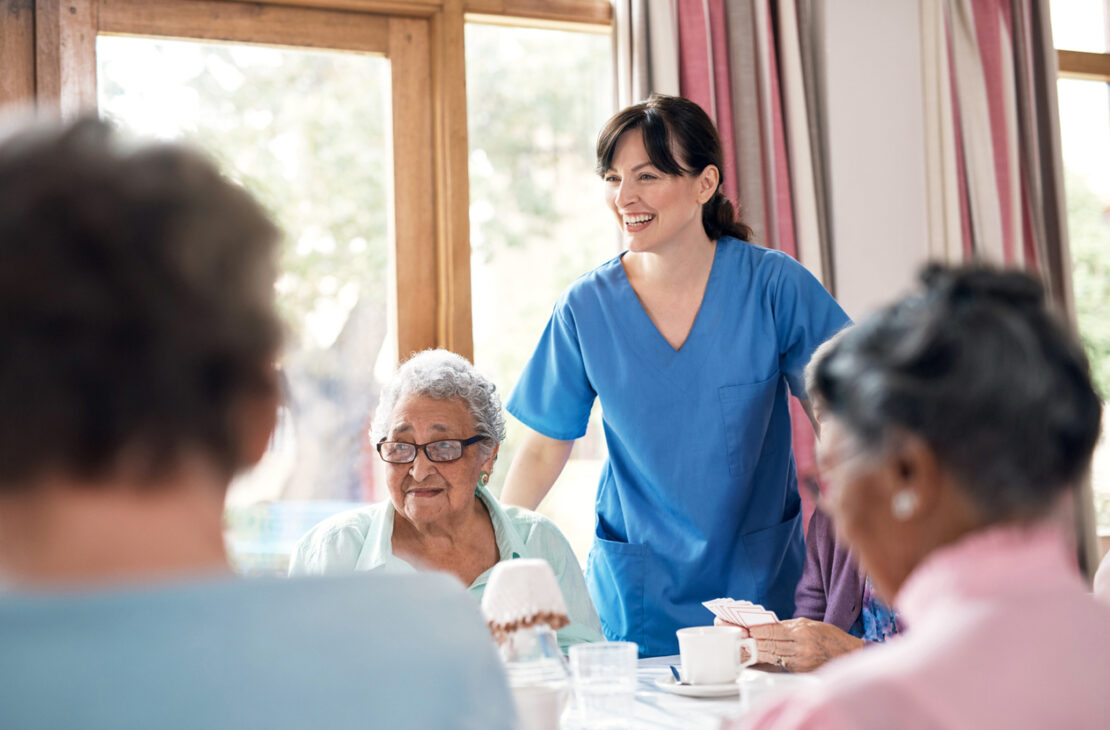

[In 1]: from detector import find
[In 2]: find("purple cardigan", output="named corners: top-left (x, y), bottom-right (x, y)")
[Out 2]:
top-left (793, 507), bottom-right (867, 632)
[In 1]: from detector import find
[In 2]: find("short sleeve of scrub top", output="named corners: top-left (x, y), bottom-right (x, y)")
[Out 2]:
top-left (507, 238), bottom-right (850, 656)
top-left (507, 296), bottom-right (597, 442)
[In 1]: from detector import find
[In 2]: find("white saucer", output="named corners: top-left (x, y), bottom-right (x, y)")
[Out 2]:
top-left (652, 674), bottom-right (740, 698)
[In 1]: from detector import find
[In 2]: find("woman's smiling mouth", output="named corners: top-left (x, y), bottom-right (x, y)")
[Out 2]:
top-left (623, 213), bottom-right (655, 232)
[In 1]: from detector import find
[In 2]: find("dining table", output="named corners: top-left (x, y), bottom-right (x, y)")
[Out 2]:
top-left (559, 654), bottom-right (820, 729)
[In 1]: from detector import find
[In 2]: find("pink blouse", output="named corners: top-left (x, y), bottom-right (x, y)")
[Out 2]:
top-left (729, 525), bottom-right (1110, 729)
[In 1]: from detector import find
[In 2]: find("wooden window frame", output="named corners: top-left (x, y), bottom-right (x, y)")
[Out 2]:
top-left (1058, 50), bottom-right (1110, 81)
top-left (3, 0), bottom-right (610, 362)
top-left (1056, 0), bottom-right (1110, 81)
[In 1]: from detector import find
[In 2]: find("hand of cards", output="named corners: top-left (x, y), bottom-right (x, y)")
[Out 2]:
top-left (702, 598), bottom-right (780, 628)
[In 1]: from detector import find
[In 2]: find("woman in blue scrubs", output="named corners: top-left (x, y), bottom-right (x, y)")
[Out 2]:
top-left (501, 94), bottom-right (849, 656)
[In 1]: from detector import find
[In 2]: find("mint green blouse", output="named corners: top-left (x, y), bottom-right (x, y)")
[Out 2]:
top-left (289, 485), bottom-right (603, 651)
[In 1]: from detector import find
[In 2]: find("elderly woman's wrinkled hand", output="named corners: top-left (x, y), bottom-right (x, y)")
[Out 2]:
top-left (748, 617), bottom-right (865, 673)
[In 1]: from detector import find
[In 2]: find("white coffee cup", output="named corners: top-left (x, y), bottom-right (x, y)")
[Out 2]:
top-left (676, 625), bottom-right (759, 685)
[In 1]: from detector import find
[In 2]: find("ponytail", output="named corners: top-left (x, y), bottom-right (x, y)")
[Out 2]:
top-left (702, 191), bottom-right (752, 242)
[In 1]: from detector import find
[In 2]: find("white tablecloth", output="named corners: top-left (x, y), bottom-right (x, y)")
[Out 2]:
top-left (560, 655), bottom-right (819, 729)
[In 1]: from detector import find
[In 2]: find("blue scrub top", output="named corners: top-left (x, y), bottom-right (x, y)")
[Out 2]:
top-left (507, 237), bottom-right (850, 656)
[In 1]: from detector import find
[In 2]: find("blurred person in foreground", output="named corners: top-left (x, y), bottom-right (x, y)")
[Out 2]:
top-left (290, 348), bottom-right (603, 651)
top-left (0, 117), bottom-right (512, 730)
top-left (730, 264), bottom-right (1110, 729)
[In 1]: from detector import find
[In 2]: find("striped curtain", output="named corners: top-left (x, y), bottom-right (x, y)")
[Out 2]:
top-left (613, 0), bottom-right (681, 107)
top-left (660, 0), bottom-right (1087, 560)
top-left (629, 0), bottom-right (1070, 330)
top-left (922, 0), bottom-right (1096, 575)
top-left (617, 1), bottom-right (1091, 571)
top-left (923, 0), bottom-right (1070, 300)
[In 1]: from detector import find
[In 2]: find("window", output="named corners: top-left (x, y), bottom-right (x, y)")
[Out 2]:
top-left (98, 35), bottom-right (395, 573)
top-left (4, 0), bottom-right (612, 573)
top-left (1051, 0), bottom-right (1110, 551)
top-left (465, 19), bottom-right (614, 563)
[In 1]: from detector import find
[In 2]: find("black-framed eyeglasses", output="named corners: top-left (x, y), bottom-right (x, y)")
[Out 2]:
top-left (375, 435), bottom-right (488, 464)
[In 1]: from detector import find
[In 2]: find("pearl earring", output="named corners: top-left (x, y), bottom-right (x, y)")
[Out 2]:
top-left (891, 489), bottom-right (919, 521)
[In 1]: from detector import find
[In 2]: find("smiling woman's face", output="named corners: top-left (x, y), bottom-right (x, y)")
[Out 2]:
top-left (383, 393), bottom-right (494, 531)
top-left (602, 130), bottom-right (714, 254)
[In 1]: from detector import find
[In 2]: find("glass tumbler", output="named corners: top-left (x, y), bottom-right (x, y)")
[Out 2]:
top-left (568, 641), bottom-right (638, 728)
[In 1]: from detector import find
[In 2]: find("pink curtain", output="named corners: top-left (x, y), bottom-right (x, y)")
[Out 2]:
top-left (666, 0), bottom-right (1086, 569)
top-left (931, 0), bottom-right (1095, 574)
top-left (929, 0), bottom-right (1068, 287)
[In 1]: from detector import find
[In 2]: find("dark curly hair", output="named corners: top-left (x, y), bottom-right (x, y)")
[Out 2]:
top-left (595, 93), bottom-right (753, 243)
top-left (809, 263), bottom-right (1101, 523)
top-left (0, 117), bottom-right (283, 489)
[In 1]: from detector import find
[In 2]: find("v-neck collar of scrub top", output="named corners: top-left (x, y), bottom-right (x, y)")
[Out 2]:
top-left (614, 241), bottom-right (726, 391)
top-left (351, 484), bottom-right (526, 592)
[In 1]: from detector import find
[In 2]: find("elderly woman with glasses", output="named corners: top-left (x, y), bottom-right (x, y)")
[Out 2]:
top-left (730, 264), bottom-right (1110, 729)
top-left (290, 349), bottom-right (602, 650)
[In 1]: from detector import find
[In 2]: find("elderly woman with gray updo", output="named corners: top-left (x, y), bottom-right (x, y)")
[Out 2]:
top-left (733, 264), bottom-right (1110, 730)
top-left (290, 349), bottom-right (602, 650)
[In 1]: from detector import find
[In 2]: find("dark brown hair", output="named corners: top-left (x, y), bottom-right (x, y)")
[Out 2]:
top-left (596, 94), bottom-right (753, 243)
top-left (0, 117), bottom-right (283, 489)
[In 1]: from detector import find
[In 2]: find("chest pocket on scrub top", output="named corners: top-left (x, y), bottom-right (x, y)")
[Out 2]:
top-left (718, 375), bottom-right (779, 478)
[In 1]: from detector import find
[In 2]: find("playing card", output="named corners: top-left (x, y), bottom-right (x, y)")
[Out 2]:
top-left (701, 598), bottom-right (780, 628)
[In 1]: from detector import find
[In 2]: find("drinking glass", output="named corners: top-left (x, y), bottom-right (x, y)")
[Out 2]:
top-left (568, 641), bottom-right (638, 728)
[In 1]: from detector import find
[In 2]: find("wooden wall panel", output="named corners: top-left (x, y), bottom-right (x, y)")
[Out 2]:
top-left (0, 0), bottom-right (36, 108)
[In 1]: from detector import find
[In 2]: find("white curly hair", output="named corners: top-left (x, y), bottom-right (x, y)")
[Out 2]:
top-left (371, 349), bottom-right (507, 456)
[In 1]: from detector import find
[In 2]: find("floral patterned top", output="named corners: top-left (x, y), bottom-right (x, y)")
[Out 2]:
top-left (860, 577), bottom-right (900, 642)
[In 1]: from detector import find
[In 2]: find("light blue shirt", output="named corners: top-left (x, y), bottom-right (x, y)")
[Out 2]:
top-left (0, 573), bottom-right (514, 730)
top-left (507, 238), bottom-right (850, 656)
top-left (289, 485), bottom-right (603, 651)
